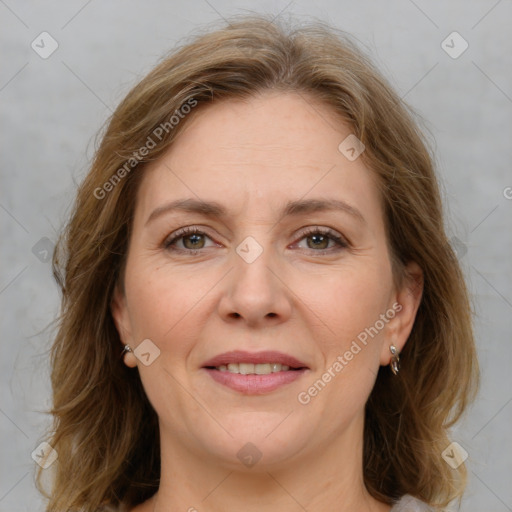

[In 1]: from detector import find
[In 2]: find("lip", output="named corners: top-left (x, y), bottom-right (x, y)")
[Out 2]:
top-left (201, 350), bottom-right (308, 369)
top-left (201, 350), bottom-right (309, 395)
top-left (203, 367), bottom-right (308, 394)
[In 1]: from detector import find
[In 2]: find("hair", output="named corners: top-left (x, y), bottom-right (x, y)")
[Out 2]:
top-left (37, 13), bottom-right (479, 512)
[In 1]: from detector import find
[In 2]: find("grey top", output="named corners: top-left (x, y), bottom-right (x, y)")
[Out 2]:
top-left (390, 495), bottom-right (434, 511)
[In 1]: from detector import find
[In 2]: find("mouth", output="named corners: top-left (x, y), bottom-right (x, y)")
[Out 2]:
top-left (201, 350), bottom-right (309, 394)
top-left (206, 362), bottom-right (304, 374)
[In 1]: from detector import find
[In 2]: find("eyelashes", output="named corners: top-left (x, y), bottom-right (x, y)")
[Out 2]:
top-left (162, 226), bottom-right (350, 256)
top-left (293, 226), bottom-right (349, 252)
top-left (163, 226), bottom-right (218, 253)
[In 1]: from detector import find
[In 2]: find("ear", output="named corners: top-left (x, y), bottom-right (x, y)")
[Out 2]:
top-left (111, 285), bottom-right (137, 368)
top-left (380, 261), bottom-right (424, 366)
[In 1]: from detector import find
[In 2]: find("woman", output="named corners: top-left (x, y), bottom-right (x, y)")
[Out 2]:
top-left (37, 15), bottom-right (479, 512)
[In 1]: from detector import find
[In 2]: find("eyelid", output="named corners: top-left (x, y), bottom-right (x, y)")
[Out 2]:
top-left (291, 226), bottom-right (350, 250)
top-left (162, 226), bottom-right (218, 249)
top-left (162, 225), bottom-right (350, 253)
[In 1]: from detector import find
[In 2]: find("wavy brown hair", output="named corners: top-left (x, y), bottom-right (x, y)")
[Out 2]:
top-left (36, 14), bottom-right (479, 511)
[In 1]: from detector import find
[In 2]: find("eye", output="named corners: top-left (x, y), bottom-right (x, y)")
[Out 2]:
top-left (163, 226), bottom-right (349, 256)
top-left (163, 227), bottom-right (217, 254)
top-left (293, 227), bottom-right (349, 253)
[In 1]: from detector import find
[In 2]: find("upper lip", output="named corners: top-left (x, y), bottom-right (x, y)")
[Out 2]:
top-left (202, 350), bottom-right (308, 369)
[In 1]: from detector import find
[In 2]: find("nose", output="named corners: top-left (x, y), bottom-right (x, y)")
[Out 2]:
top-left (217, 240), bottom-right (293, 328)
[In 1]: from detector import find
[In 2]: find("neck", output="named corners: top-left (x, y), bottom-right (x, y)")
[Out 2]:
top-left (150, 417), bottom-right (391, 512)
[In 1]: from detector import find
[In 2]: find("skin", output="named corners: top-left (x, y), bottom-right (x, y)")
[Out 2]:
top-left (112, 91), bottom-right (423, 512)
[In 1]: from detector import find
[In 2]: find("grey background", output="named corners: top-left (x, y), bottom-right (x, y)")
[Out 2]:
top-left (1, 1), bottom-right (511, 511)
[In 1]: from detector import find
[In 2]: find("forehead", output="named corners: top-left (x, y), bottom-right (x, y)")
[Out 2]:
top-left (135, 92), bottom-right (383, 226)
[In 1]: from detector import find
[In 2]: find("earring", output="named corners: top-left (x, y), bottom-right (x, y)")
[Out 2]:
top-left (389, 344), bottom-right (400, 375)
top-left (121, 344), bottom-right (137, 368)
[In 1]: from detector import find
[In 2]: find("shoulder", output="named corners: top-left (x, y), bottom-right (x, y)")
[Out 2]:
top-left (390, 495), bottom-right (436, 512)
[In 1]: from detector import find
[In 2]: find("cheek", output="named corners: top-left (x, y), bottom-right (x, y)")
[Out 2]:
top-left (296, 267), bottom-right (392, 423)
top-left (123, 263), bottom-right (212, 406)
top-left (303, 263), bottom-right (391, 352)
top-left (124, 260), bottom-right (220, 353)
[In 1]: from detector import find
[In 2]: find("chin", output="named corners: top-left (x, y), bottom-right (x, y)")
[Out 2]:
top-left (194, 411), bottom-right (311, 470)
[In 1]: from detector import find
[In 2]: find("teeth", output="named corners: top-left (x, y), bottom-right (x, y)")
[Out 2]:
top-left (255, 363), bottom-right (271, 375)
top-left (239, 363), bottom-right (254, 375)
top-left (216, 363), bottom-right (294, 374)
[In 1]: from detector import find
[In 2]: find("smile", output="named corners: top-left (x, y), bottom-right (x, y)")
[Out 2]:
top-left (213, 362), bottom-right (297, 374)
top-left (201, 350), bottom-right (309, 394)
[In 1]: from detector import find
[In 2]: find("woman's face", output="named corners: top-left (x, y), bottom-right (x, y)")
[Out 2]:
top-left (112, 91), bottom-right (421, 471)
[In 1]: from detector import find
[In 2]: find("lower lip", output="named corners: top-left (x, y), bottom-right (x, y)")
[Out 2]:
top-left (203, 368), bottom-right (308, 394)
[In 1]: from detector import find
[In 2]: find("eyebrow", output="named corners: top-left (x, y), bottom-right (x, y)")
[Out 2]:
top-left (145, 197), bottom-right (366, 226)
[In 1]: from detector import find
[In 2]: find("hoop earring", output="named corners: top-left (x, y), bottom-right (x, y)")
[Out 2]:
top-left (389, 344), bottom-right (400, 375)
top-left (121, 344), bottom-right (132, 356)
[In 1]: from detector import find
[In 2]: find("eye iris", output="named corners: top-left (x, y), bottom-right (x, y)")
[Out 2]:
top-left (307, 233), bottom-right (329, 250)
top-left (183, 233), bottom-right (205, 249)
top-left (175, 231), bottom-right (336, 251)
